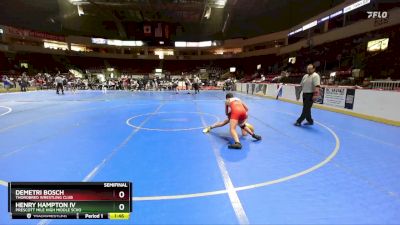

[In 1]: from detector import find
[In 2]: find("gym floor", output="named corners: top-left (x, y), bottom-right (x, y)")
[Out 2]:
top-left (1, 90), bottom-right (399, 225)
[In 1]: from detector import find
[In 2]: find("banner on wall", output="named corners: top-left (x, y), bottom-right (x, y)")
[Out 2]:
top-left (295, 86), bottom-right (302, 100)
top-left (255, 84), bottom-right (265, 95)
top-left (323, 87), bottom-right (347, 108)
top-left (235, 83), bottom-right (241, 92)
top-left (314, 87), bottom-right (325, 104)
top-left (263, 84), bottom-right (268, 95)
top-left (255, 84), bottom-right (262, 93)
top-left (5, 26), bottom-right (65, 41)
top-left (241, 83), bottom-right (246, 93)
top-left (155, 23), bottom-right (163, 38)
top-left (276, 84), bottom-right (283, 99)
top-left (345, 89), bottom-right (355, 109)
top-left (164, 24), bottom-right (170, 39)
top-left (294, 85), bottom-right (324, 104)
top-left (143, 25), bottom-right (152, 36)
top-left (251, 84), bottom-right (256, 95)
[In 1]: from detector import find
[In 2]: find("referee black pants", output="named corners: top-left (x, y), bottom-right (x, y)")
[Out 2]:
top-left (194, 83), bottom-right (199, 94)
top-left (20, 83), bottom-right (27, 92)
top-left (56, 83), bottom-right (64, 94)
top-left (297, 93), bottom-right (314, 124)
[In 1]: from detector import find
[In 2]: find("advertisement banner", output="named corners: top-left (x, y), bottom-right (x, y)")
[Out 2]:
top-left (276, 84), bottom-right (283, 99)
top-left (345, 89), bottom-right (355, 109)
top-left (251, 84), bottom-right (256, 95)
top-left (255, 84), bottom-right (264, 95)
top-left (164, 24), bottom-right (170, 39)
top-left (5, 26), bottom-right (65, 42)
top-left (314, 87), bottom-right (325, 104)
top-left (324, 87), bottom-right (347, 108)
top-left (263, 84), bottom-right (268, 95)
top-left (241, 83), bottom-right (247, 93)
top-left (143, 25), bottom-right (152, 36)
top-left (295, 85), bottom-right (302, 100)
top-left (155, 23), bottom-right (163, 38)
top-left (236, 83), bottom-right (241, 92)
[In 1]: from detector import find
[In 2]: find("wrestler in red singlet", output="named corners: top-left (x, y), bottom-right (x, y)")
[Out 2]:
top-left (225, 93), bottom-right (262, 149)
top-left (226, 97), bottom-right (247, 124)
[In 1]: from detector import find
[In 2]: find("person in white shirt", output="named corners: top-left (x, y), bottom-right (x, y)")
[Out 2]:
top-left (71, 78), bottom-right (78, 94)
top-left (154, 78), bottom-right (159, 91)
top-left (295, 64), bottom-right (321, 126)
top-left (185, 77), bottom-right (191, 94)
top-left (102, 80), bottom-right (107, 94)
top-left (172, 79), bottom-right (179, 94)
top-left (193, 75), bottom-right (200, 94)
top-left (21, 72), bottom-right (28, 92)
top-left (55, 74), bottom-right (64, 95)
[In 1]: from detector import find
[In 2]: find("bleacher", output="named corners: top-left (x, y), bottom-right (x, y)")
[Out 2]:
top-left (0, 24), bottom-right (399, 86)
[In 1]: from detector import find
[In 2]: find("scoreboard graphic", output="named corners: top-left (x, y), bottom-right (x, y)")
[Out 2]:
top-left (8, 182), bottom-right (132, 220)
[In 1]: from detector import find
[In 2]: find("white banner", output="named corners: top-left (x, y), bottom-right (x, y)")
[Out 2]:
top-left (242, 83), bottom-right (247, 93)
top-left (255, 84), bottom-right (265, 95)
top-left (324, 88), bottom-right (347, 108)
top-left (131, 75), bottom-right (144, 79)
top-left (236, 83), bottom-right (241, 92)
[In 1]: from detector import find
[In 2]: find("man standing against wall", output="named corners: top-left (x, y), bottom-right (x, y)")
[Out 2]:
top-left (295, 64), bottom-right (321, 126)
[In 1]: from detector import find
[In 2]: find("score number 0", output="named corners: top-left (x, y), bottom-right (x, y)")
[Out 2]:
top-left (118, 191), bottom-right (125, 211)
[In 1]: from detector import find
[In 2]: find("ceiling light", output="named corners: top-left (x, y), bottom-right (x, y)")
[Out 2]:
top-left (214, 0), bottom-right (227, 8)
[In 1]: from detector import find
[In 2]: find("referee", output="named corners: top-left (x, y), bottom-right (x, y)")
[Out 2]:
top-left (294, 64), bottom-right (321, 126)
top-left (55, 74), bottom-right (64, 95)
top-left (193, 75), bottom-right (200, 94)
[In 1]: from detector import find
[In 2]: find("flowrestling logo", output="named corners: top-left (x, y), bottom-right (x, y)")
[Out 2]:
top-left (367, 11), bottom-right (388, 19)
